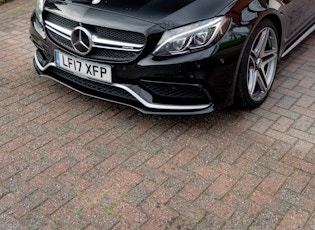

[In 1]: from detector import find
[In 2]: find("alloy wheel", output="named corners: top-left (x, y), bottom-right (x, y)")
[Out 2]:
top-left (247, 27), bottom-right (278, 102)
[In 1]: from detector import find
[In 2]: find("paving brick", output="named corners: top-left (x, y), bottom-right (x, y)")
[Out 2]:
top-left (19, 190), bottom-right (48, 211)
top-left (235, 157), bottom-right (270, 178)
top-left (288, 128), bottom-right (315, 144)
top-left (223, 210), bottom-right (254, 230)
top-left (96, 150), bottom-right (135, 174)
top-left (35, 199), bottom-right (60, 216)
top-left (81, 206), bottom-right (119, 230)
top-left (289, 140), bottom-right (314, 159)
top-left (265, 140), bottom-right (291, 160)
top-left (159, 163), bottom-right (191, 184)
top-left (160, 177), bottom-right (185, 199)
top-left (113, 201), bottom-right (147, 228)
top-left (169, 147), bottom-right (201, 167)
top-left (194, 145), bottom-right (224, 165)
top-left (45, 157), bottom-right (76, 178)
top-left (168, 196), bottom-right (205, 223)
top-left (193, 193), bottom-right (217, 214)
top-left (208, 201), bottom-right (235, 220)
top-left (250, 209), bottom-right (282, 230)
top-left (282, 154), bottom-right (315, 174)
top-left (250, 190), bottom-right (273, 208)
top-left (124, 180), bottom-right (157, 206)
top-left (272, 105), bottom-right (301, 120)
top-left (147, 189), bottom-right (176, 211)
top-left (168, 216), bottom-right (196, 230)
top-left (145, 151), bottom-right (174, 169)
top-left (233, 173), bottom-right (262, 197)
top-left (3, 173), bottom-right (38, 197)
top-left (189, 162), bottom-right (220, 182)
top-left (250, 117), bottom-right (274, 134)
top-left (277, 208), bottom-right (310, 230)
top-left (258, 172), bottom-right (287, 195)
top-left (21, 211), bottom-right (59, 230)
top-left (29, 173), bottom-right (63, 196)
top-left (266, 129), bottom-right (297, 144)
top-left (266, 197), bottom-right (291, 216)
top-left (141, 197), bottom-right (179, 230)
top-left (284, 170), bottom-right (312, 193)
top-left (7, 204), bottom-right (29, 219)
top-left (70, 158), bottom-right (96, 176)
top-left (258, 155), bottom-right (293, 176)
top-left (57, 172), bottom-right (91, 192)
top-left (276, 188), bottom-right (315, 213)
top-left (51, 187), bottom-right (77, 209)
top-left (178, 176), bottom-right (210, 202)
top-left (305, 214), bottom-right (315, 230)
top-left (0, 213), bottom-right (25, 230)
top-left (195, 213), bottom-right (225, 230)
top-left (251, 108), bottom-right (280, 121)
top-left (223, 192), bottom-right (263, 218)
top-left (219, 144), bottom-right (246, 164)
top-left (122, 150), bottom-right (151, 170)
top-left (243, 142), bottom-right (270, 162)
top-left (272, 116), bottom-right (295, 133)
top-left (207, 175), bottom-right (236, 199)
top-left (295, 95), bottom-right (315, 108)
top-left (51, 206), bottom-right (90, 229)
top-left (0, 193), bottom-right (22, 214)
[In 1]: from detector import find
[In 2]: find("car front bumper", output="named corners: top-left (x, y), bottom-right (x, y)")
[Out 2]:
top-left (30, 12), bottom-right (243, 115)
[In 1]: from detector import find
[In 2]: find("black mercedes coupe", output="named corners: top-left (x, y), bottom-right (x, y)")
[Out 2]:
top-left (30, 0), bottom-right (315, 115)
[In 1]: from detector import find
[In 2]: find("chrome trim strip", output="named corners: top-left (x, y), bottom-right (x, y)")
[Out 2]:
top-left (34, 52), bottom-right (211, 111)
top-left (112, 84), bottom-right (211, 110)
top-left (45, 20), bottom-right (145, 52)
top-left (282, 24), bottom-right (315, 57)
top-left (92, 43), bottom-right (143, 52)
top-left (92, 36), bottom-right (144, 51)
top-left (45, 21), bottom-right (72, 38)
top-left (34, 51), bottom-right (56, 71)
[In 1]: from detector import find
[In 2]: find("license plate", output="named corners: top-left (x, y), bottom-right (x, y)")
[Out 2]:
top-left (54, 50), bottom-right (112, 83)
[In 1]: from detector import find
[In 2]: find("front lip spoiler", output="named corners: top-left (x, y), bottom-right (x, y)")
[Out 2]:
top-left (34, 52), bottom-right (214, 114)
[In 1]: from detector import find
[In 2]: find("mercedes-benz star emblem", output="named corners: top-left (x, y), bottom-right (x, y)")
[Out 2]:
top-left (71, 26), bottom-right (92, 55)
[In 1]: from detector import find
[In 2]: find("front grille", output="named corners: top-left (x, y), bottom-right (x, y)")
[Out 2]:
top-left (47, 30), bottom-right (73, 51)
top-left (47, 30), bottom-right (139, 62)
top-left (49, 67), bottom-right (138, 101)
top-left (46, 13), bottom-right (78, 28)
top-left (44, 12), bottom-right (146, 63)
top-left (95, 26), bottom-right (146, 44)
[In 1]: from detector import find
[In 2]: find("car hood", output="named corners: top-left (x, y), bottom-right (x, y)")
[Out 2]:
top-left (67, 0), bottom-right (236, 29)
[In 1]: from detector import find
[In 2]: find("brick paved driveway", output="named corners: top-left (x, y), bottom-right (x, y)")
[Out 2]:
top-left (1, 0), bottom-right (315, 229)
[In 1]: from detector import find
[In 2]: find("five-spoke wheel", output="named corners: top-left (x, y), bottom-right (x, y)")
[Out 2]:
top-left (236, 19), bottom-right (279, 108)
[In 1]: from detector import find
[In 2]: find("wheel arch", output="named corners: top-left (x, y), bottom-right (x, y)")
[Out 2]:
top-left (263, 13), bottom-right (283, 55)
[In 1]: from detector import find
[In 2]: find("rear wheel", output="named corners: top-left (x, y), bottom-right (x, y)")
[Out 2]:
top-left (236, 19), bottom-right (279, 108)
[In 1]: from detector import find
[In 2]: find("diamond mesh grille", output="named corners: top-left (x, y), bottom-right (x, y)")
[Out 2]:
top-left (50, 68), bottom-right (137, 101)
top-left (44, 12), bottom-right (145, 62)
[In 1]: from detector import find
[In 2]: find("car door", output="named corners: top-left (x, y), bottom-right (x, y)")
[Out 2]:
top-left (280, 0), bottom-right (315, 44)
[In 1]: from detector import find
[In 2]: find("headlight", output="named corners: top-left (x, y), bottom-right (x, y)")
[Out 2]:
top-left (35, 0), bottom-right (45, 24)
top-left (153, 16), bottom-right (230, 57)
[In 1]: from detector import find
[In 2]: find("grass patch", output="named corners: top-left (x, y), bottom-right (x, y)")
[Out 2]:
top-left (72, 209), bottom-right (82, 215)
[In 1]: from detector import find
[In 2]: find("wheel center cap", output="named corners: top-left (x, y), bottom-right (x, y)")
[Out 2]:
top-left (256, 58), bottom-right (262, 69)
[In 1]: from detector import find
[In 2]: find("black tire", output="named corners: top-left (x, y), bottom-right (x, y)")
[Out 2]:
top-left (235, 19), bottom-right (279, 109)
